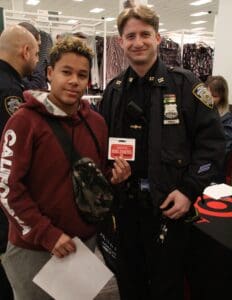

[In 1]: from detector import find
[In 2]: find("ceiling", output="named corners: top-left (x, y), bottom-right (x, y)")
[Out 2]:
top-left (0, 0), bottom-right (219, 35)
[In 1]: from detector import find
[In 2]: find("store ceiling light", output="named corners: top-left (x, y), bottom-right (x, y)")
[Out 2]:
top-left (190, 12), bottom-right (208, 17)
top-left (67, 19), bottom-right (78, 24)
top-left (191, 20), bottom-right (207, 24)
top-left (147, 4), bottom-right (154, 8)
top-left (105, 17), bottom-right (115, 22)
top-left (73, 0), bottom-right (84, 2)
top-left (89, 8), bottom-right (105, 13)
top-left (26, 0), bottom-right (40, 5)
top-left (159, 28), bottom-right (167, 32)
top-left (190, 0), bottom-right (212, 6)
top-left (191, 27), bottom-right (206, 31)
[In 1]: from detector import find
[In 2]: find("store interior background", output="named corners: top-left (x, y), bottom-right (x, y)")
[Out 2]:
top-left (0, 0), bottom-right (231, 103)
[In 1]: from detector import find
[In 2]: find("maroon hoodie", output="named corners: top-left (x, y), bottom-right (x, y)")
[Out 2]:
top-left (0, 90), bottom-right (108, 252)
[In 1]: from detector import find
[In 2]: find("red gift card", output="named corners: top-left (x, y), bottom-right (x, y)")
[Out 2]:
top-left (108, 138), bottom-right (135, 161)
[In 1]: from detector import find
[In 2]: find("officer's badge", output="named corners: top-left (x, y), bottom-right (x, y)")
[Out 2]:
top-left (4, 96), bottom-right (23, 115)
top-left (163, 94), bottom-right (180, 125)
top-left (192, 83), bottom-right (213, 109)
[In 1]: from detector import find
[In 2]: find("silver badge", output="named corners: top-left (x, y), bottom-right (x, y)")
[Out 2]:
top-left (163, 94), bottom-right (180, 125)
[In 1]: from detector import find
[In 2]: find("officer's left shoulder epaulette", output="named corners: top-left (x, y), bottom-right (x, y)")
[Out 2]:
top-left (168, 67), bottom-right (213, 109)
top-left (168, 66), bottom-right (195, 81)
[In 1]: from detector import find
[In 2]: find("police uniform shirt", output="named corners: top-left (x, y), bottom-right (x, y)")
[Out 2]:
top-left (0, 59), bottom-right (24, 137)
top-left (123, 63), bottom-right (158, 178)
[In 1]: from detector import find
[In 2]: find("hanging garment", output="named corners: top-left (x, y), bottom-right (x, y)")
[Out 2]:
top-left (159, 37), bottom-right (181, 67)
top-left (183, 43), bottom-right (214, 82)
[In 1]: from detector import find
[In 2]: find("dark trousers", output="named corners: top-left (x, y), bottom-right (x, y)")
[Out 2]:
top-left (115, 197), bottom-right (189, 300)
top-left (0, 261), bottom-right (13, 300)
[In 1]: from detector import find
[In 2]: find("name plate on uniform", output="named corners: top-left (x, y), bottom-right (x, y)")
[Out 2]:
top-left (108, 137), bottom-right (135, 161)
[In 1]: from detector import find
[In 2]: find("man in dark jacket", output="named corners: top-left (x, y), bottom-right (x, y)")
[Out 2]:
top-left (19, 22), bottom-right (49, 90)
top-left (100, 4), bottom-right (225, 300)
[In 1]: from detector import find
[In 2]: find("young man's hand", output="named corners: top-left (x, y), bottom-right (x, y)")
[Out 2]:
top-left (52, 233), bottom-right (76, 258)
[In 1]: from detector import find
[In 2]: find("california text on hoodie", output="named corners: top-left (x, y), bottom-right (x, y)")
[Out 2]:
top-left (0, 90), bottom-right (108, 252)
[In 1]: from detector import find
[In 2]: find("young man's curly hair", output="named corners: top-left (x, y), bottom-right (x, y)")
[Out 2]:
top-left (50, 36), bottom-right (93, 68)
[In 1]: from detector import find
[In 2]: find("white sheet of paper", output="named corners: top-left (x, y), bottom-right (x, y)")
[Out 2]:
top-left (33, 237), bottom-right (113, 300)
top-left (203, 183), bottom-right (232, 199)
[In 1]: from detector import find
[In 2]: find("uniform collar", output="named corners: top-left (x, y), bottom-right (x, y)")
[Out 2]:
top-left (126, 58), bottom-right (168, 87)
top-left (0, 59), bottom-right (23, 84)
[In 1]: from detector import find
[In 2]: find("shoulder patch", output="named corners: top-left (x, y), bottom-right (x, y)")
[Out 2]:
top-left (192, 83), bottom-right (213, 109)
top-left (4, 96), bottom-right (23, 116)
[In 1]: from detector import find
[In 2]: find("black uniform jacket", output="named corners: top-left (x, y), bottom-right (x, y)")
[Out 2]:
top-left (0, 60), bottom-right (24, 252)
top-left (100, 59), bottom-right (225, 210)
top-left (0, 59), bottom-right (24, 137)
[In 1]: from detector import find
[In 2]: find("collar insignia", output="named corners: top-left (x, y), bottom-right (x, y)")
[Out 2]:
top-left (157, 77), bottom-right (165, 83)
top-left (130, 124), bottom-right (142, 129)
top-left (116, 80), bottom-right (122, 85)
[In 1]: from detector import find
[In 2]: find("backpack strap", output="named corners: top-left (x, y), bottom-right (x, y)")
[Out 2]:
top-left (45, 117), bottom-right (81, 164)
top-left (78, 112), bottom-right (100, 156)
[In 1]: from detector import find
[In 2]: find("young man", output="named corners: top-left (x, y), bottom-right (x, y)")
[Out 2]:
top-left (100, 5), bottom-right (225, 300)
top-left (0, 37), bottom-right (130, 300)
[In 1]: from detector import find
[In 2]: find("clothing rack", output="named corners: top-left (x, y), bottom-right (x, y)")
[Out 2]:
top-left (3, 9), bottom-right (108, 89)
top-left (161, 29), bottom-right (215, 62)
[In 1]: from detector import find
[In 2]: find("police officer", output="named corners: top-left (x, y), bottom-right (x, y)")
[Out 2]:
top-left (100, 4), bottom-right (225, 300)
top-left (0, 25), bottom-right (39, 136)
top-left (0, 25), bottom-right (39, 300)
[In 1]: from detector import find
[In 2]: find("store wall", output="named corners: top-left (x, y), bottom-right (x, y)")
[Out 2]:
top-left (213, 0), bottom-right (232, 104)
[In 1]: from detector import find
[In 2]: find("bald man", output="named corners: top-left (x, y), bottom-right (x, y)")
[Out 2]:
top-left (0, 25), bottom-right (39, 300)
top-left (0, 25), bottom-right (39, 137)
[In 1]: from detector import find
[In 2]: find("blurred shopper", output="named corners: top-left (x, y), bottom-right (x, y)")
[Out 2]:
top-left (206, 75), bottom-right (232, 153)
top-left (19, 22), bottom-right (49, 90)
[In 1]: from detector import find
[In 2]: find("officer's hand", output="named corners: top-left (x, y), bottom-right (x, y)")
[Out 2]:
top-left (160, 189), bottom-right (191, 219)
top-left (52, 233), bottom-right (76, 258)
top-left (111, 157), bottom-right (131, 184)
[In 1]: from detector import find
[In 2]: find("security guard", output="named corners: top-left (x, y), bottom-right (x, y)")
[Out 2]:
top-left (0, 59), bottom-right (24, 137)
top-left (100, 4), bottom-right (225, 300)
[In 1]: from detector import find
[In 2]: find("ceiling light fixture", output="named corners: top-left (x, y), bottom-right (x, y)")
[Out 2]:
top-left (159, 28), bottom-right (167, 32)
top-left (190, 0), bottom-right (212, 6)
top-left (191, 20), bottom-right (207, 24)
top-left (73, 0), bottom-right (84, 2)
top-left (89, 8), bottom-right (105, 13)
top-left (105, 17), bottom-right (115, 22)
top-left (67, 19), bottom-right (78, 24)
top-left (191, 27), bottom-right (206, 31)
top-left (26, 0), bottom-right (40, 5)
top-left (190, 11), bottom-right (208, 17)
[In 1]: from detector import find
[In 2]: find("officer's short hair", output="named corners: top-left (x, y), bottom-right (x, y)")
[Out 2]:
top-left (49, 36), bottom-right (93, 69)
top-left (117, 4), bottom-right (159, 36)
